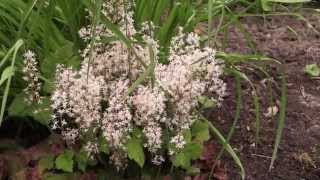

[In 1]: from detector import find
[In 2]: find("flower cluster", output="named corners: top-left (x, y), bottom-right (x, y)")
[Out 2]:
top-left (51, 1), bottom-right (226, 170)
top-left (22, 50), bottom-right (42, 104)
top-left (102, 79), bottom-right (132, 149)
top-left (132, 86), bottom-right (166, 152)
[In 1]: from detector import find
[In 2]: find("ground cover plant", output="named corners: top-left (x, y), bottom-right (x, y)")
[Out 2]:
top-left (0, 0), bottom-right (319, 179)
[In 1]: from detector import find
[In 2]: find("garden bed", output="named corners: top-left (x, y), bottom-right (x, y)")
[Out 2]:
top-left (213, 11), bottom-right (320, 180)
top-left (0, 2), bottom-right (319, 180)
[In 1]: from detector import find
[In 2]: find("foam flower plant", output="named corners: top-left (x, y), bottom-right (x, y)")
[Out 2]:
top-left (50, 0), bottom-right (226, 172)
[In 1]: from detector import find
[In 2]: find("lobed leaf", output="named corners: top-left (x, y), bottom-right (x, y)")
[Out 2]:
top-left (55, 150), bottom-right (74, 173)
top-left (126, 137), bottom-right (145, 168)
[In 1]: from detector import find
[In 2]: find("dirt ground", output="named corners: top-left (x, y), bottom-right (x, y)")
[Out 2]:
top-left (210, 11), bottom-right (320, 180)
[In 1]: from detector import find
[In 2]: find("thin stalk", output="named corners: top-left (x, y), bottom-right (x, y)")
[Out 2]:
top-left (209, 72), bottom-right (242, 178)
top-left (212, 7), bottom-right (225, 48)
top-left (17, 0), bottom-right (39, 39)
top-left (269, 67), bottom-right (287, 171)
top-left (208, 0), bottom-right (214, 47)
top-left (86, 0), bottom-right (103, 81)
top-left (0, 40), bottom-right (24, 126)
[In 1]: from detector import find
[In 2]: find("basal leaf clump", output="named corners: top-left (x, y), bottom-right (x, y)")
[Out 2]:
top-left (50, 0), bottom-right (226, 171)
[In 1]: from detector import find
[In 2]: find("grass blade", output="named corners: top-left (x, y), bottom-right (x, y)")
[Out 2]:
top-left (127, 44), bottom-right (156, 95)
top-left (17, 0), bottom-right (39, 39)
top-left (269, 67), bottom-right (287, 170)
top-left (209, 72), bottom-right (242, 178)
top-left (0, 39), bottom-right (24, 126)
top-left (253, 90), bottom-right (261, 145)
top-left (202, 117), bottom-right (245, 179)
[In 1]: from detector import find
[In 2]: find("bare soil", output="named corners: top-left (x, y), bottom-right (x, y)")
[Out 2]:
top-left (210, 11), bottom-right (320, 180)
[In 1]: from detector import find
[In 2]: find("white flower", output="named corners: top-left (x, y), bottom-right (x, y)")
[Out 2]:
top-left (152, 155), bottom-right (165, 166)
top-left (109, 151), bottom-right (128, 171)
top-left (102, 79), bottom-right (133, 149)
top-left (61, 128), bottom-right (79, 145)
top-left (22, 50), bottom-right (42, 104)
top-left (84, 141), bottom-right (99, 158)
top-left (51, 19), bottom-right (227, 167)
top-left (170, 134), bottom-right (186, 152)
top-left (143, 124), bottom-right (162, 153)
top-left (132, 86), bottom-right (166, 125)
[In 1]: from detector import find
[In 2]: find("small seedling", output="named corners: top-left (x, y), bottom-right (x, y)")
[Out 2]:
top-left (305, 64), bottom-right (320, 77)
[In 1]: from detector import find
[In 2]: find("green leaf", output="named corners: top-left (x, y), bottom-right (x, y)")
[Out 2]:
top-left (126, 137), bottom-right (145, 167)
top-left (261, 0), bottom-right (311, 11)
top-left (305, 64), bottom-right (320, 77)
top-left (40, 42), bottom-right (80, 80)
top-left (31, 97), bottom-right (52, 125)
top-left (203, 118), bottom-right (245, 179)
top-left (270, 69), bottom-right (287, 171)
top-left (75, 150), bottom-right (88, 172)
top-left (38, 155), bottom-right (54, 172)
top-left (191, 120), bottom-right (210, 142)
top-left (132, 128), bottom-right (143, 138)
top-left (0, 39), bottom-right (24, 126)
top-left (173, 143), bottom-right (202, 169)
top-left (261, 0), bottom-right (272, 11)
top-left (8, 94), bottom-right (30, 117)
top-left (55, 150), bottom-right (74, 173)
top-left (0, 66), bottom-right (15, 86)
top-left (184, 143), bottom-right (203, 160)
top-left (98, 136), bottom-right (109, 154)
top-left (198, 96), bottom-right (216, 109)
top-left (173, 150), bottom-right (191, 168)
top-left (126, 44), bottom-right (156, 95)
top-left (8, 93), bottom-right (52, 126)
top-left (183, 129), bottom-right (192, 144)
top-left (43, 81), bottom-right (55, 94)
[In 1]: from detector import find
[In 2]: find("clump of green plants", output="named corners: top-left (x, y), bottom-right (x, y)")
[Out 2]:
top-left (49, 0), bottom-right (227, 174)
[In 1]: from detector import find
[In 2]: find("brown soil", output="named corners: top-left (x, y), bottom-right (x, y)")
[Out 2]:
top-left (210, 11), bottom-right (320, 180)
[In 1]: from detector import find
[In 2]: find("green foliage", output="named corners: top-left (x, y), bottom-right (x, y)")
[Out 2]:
top-left (55, 150), bottom-right (75, 173)
top-left (41, 149), bottom-right (91, 173)
top-left (202, 117), bottom-right (245, 179)
top-left (171, 120), bottom-right (211, 170)
top-left (134, 0), bottom-right (199, 62)
top-left (75, 149), bottom-right (89, 172)
top-left (38, 155), bottom-right (55, 172)
top-left (0, 39), bottom-right (24, 126)
top-left (261, 0), bottom-right (311, 11)
top-left (0, 66), bottom-right (15, 86)
top-left (270, 68), bottom-right (287, 170)
top-left (98, 136), bottom-right (109, 154)
top-left (173, 143), bottom-right (202, 169)
top-left (191, 120), bottom-right (210, 142)
top-left (8, 93), bottom-right (52, 126)
top-left (40, 42), bottom-right (81, 78)
top-left (0, 0), bottom-right (84, 126)
top-left (198, 96), bottom-right (217, 109)
top-left (126, 130), bottom-right (145, 167)
top-left (305, 64), bottom-right (320, 77)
